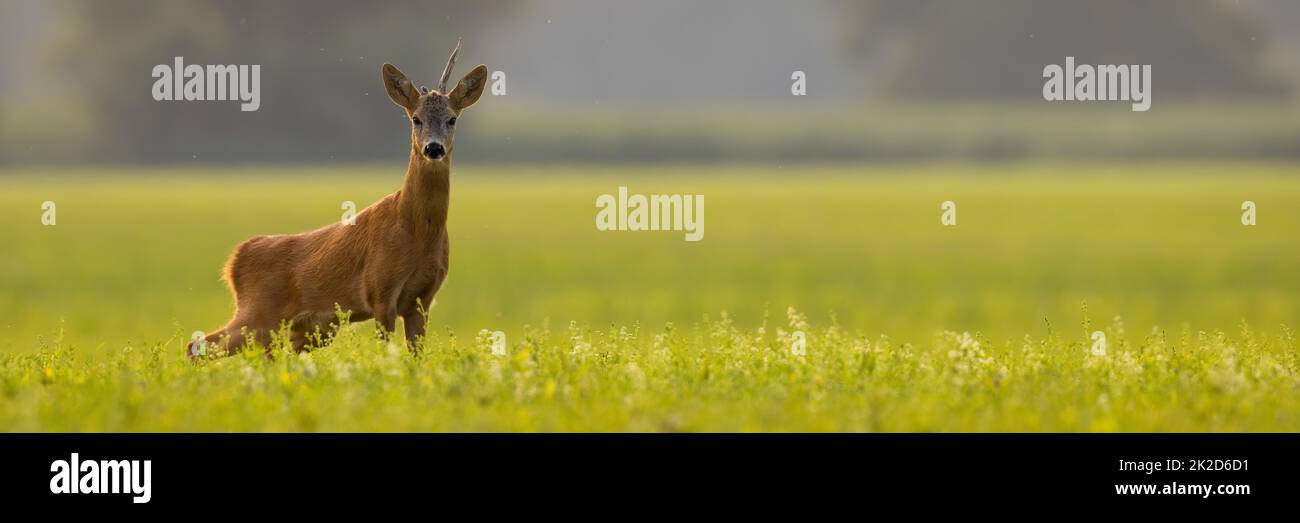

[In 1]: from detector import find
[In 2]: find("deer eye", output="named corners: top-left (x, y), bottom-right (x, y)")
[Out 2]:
top-left (412, 117), bottom-right (422, 126)
top-left (447, 117), bottom-right (457, 126)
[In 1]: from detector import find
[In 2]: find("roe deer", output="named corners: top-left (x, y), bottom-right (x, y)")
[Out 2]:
top-left (188, 40), bottom-right (487, 358)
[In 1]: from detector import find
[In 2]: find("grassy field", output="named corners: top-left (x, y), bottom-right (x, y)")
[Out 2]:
top-left (1, 163), bottom-right (1298, 431)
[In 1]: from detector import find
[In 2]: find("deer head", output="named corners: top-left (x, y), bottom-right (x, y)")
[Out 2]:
top-left (381, 39), bottom-right (487, 163)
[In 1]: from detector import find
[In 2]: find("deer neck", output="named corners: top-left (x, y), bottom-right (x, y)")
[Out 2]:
top-left (397, 149), bottom-right (450, 238)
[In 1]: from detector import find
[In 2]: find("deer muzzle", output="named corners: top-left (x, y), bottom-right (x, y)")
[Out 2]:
top-left (422, 142), bottom-right (446, 160)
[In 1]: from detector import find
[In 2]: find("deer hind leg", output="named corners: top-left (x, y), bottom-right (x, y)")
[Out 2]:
top-left (213, 235), bottom-right (296, 357)
top-left (295, 327), bottom-right (338, 353)
top-left (186, 322), bottom-right (251, 359)
top-left (218, 317), bottom-right (273, 355)
top-left (288, 329), bottom-right (308, 353)
top-left (188, 328), bottom-right (226, 359)
top-left (291, 312), bottom-right (341, 353)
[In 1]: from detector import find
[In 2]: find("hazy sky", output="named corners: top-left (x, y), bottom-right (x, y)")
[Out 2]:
top-left (475, 0), bottom-right (863, 102)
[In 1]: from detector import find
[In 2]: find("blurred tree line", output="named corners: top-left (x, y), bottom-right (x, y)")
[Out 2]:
top-left (836, 0), bottom-right (1294, 99)
top-left (0, 0), bottom-right (522, 164)
top-left (0, 0), bottom-right (1297, 165)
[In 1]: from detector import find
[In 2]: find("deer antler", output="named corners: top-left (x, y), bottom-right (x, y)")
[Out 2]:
top-left (438, 38), bottom-right (463, 93)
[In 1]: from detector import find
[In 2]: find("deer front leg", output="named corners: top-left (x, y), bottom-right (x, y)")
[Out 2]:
top-left (367, 277), bottom-right (403, 343)
top-left (400, 288), bottom-right (437, 354)
top-left (373, 304), bottom-right (398, 342)
top-left (401, 309), bottom-right (427, 354)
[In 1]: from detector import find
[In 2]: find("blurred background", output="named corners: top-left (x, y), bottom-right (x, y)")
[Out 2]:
top-left (2, 0), bottom-right (1300, 165)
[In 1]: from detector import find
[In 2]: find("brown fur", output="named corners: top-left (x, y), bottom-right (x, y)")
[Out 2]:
top-left (189, 58), bottom-right (488, 358)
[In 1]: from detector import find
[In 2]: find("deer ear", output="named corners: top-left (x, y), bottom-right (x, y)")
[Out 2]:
top-left (382, 63), bottom-right (419, 110)
top-left (449, 64), bottom-right (488, 111)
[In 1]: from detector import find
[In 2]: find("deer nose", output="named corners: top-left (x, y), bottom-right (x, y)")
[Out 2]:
top-left (423, 142), bottom-right (445, 160)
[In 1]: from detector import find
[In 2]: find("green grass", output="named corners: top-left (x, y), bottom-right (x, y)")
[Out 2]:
top-left (1, 163), bottom-right (1298, 431)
